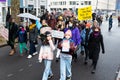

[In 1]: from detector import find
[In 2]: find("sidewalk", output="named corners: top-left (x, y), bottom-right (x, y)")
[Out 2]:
top-left (0, 35), bottom-right (7, 47)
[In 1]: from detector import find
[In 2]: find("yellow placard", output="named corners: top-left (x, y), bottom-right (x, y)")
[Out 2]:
top-left (78, 6), bottom-right (92, 21)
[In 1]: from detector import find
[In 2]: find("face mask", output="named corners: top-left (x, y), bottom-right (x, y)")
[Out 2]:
top-left (69, 23), bottom-right (73, 27)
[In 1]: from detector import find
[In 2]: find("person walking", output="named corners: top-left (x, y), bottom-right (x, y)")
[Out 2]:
top-left (81, 22), bottom-right (92, 64)
top-left (108, 15), bottom-right (113, 31)
top-left (27, 19), bottom-right (38, 58)
top-left (17, 26), bottom-right (28, 56)
top-left (64, 20), bottom-right (81, 62)
top-left (57, 30), bottom-right (75, 80)
top-left (88, 27), bottom-right (105, 74)
top-left (38, 31), bottom-right (55, 80)
top-left (118, 16), bottom-right (120, 26)
top-left (7, 18), bottom-right (18, 56)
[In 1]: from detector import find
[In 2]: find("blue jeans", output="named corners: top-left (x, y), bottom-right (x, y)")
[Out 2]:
top-left (60, 53), bottom-right (72, 80)
top-left (42, 59), bottom-right (53, 80)
top-left (29, 41), bottom-right (36, 55)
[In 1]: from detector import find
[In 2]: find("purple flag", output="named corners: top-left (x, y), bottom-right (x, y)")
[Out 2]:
top-left (0, 0), bottom-right (6, 2)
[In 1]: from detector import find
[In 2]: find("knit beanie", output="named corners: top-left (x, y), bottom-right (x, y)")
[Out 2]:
top-left (65, 30), bottom-right (72, 37)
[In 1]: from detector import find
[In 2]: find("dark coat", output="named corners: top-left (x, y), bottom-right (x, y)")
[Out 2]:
top-left (88, 32), bottom-right (105, 61)
top-left (29, 26), bottom-right (38, 42)
top-left (17, 30), bottom-right (27, 43)
top-left (8, 22), bottom-right (18, 45)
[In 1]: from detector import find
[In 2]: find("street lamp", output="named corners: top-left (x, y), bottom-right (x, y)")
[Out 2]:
top-left (95, 0), bottom-right (98, 12)
top-left (107, 0), bottom-right (109, 14)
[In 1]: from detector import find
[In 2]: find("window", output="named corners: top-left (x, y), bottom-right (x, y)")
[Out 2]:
top-left (88, 1), bottom-right (91, 5)
top-left (69, 1), bottom-right (77, 5)
top-left (81, 1), bottom-right (84, 5)
top-left (70, 1), bottom-right (72, 5)
top-left (84, 1), bottom-right (87, 5)
top-left (63, 1), bottom-right (66, 5)
top-left (29, 0), bottom-right (33, 1)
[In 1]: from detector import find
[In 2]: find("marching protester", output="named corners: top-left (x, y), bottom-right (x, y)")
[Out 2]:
top-left (118, 16), bottom-right (120, 26)
top-left (27, 19), bottom-right (38, 59)
top-left (47, 15), bottom-right (57, 30)
top-left (7, 17), bottom-right (18, 56)
top-left (88, 27), bottom-right (105, 74)
top-left (108, 15), bottom-right (113, 31)
top-left (38, 31), bottom-right (55, 80)
top-left (64, 20), bottom-right (81, 62)
top-left (40, 19), bottom-right (52, 43)
top-left (57, 30), bottom-right (75, 80)
top-left (17, 25), bottom-right (28, 56)
top-left (81, 22), bottom-right (92, 64)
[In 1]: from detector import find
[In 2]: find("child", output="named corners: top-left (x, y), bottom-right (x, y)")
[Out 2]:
top-left (38, 31), bottom-right (55, 80)
top-left (17, 26), bottom-right (28, 56)
top-left (58, 30), bottom-right (75, 80)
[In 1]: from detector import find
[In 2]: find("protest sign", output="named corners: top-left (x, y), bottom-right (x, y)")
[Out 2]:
top-left (51, 30), bottom-right (64, 39)
top-left (78, 6), bottom-right (92, 20)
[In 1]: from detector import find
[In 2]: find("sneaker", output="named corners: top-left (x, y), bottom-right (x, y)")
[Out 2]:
top-left (66, 76), bottom-right (71, 80)
top-left (35, 45), bottom-right (38, 47)
top-left (33, 52), bottom-right (38, 56)
top-left (84, 60), bottom-right (88, 65)
top-left (48, 74), bottom-right (53, 79)
top-left (91, 69), bottom-right (96, 74)
top-left (27, 55), bottom-right (32, 59)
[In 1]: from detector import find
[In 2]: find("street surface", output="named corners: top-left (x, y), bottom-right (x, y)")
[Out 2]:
top-left (0, 18), bottom-right (120, 80)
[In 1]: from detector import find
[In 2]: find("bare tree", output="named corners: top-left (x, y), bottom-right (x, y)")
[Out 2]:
top-left (11, 0), bottom-right (20, 24)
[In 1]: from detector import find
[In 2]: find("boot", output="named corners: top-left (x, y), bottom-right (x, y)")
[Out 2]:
top-left (9, 49), bottom-right (15, 56)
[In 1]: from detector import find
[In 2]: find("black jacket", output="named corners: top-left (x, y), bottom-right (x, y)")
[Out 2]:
top-left (88, 32), bottom-right (105, 60)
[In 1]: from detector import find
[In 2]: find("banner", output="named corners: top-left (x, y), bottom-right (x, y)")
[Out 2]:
top-left (0, 26), bottom-right (8, 41)
top-left (51, 30), bottom-right (64, 39)
top-left (78, 6), bottom-right (92, 20)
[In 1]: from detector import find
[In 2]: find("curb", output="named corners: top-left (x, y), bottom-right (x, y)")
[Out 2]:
top-left (0, 44), bottom-right (8, 48)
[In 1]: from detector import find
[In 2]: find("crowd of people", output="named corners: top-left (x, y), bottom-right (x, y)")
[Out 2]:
top-left (5, 11), bottom-right (107, 80)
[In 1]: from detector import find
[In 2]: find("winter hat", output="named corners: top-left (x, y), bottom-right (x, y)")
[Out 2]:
top-left (86, 22), bottom-right (91, 28)
top-left (58, 16), bottom-right (63, 21)
top-left (65, 30), bottom-right (72, 37)
top-left (45, 31), bottom-right (52, 37)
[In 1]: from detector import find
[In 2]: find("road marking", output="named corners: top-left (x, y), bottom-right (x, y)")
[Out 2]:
top-left (28, 64), bottom-right (32, 67)
top-left (7, 74), bottom-right (13, 77)
top-left (19, 68), bottom-right (24, 72)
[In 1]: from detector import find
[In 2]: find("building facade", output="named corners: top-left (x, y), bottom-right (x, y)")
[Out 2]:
top-left (0, 0), bottom-right (7, 24)
top-left (49, 0), bottom-right (92, 12)
top-left (49, 0), bottom-right (116, 13)
top-left (8, 0), bottom-right (47, 16)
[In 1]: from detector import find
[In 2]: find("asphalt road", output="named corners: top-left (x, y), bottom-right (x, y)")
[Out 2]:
top-left (0, 18), bottom-right (120, 80)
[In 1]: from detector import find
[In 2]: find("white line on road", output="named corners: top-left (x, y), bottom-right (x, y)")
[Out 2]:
top-left (7, 74), bottom-right (13, 77)
top-left (28, 64), bottom-right (32, 67)
top-left (19, 68), bottom-right (24, 72)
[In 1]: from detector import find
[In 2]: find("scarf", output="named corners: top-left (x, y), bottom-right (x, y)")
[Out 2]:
top-left (93, 31), bottom-right (100, 38)
top-left (29, 24), bottom-right (36, 30)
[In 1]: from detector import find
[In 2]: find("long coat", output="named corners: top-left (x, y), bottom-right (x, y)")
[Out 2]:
top-left (8, 22), bottom-right (18, 45)
top-left (88, 32), bottom-right (105, 61)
